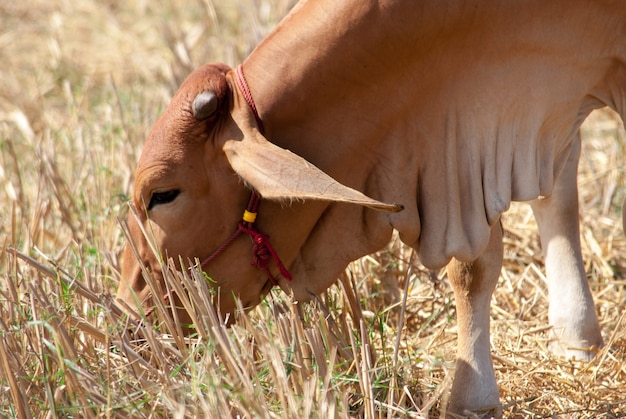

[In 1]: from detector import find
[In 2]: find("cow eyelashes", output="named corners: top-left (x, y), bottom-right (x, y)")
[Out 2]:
top-left (147, 190), bottom-right (180, 210)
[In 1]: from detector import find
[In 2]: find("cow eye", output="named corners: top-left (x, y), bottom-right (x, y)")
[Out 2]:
top-left (147, 190), bottom-right (180, 210)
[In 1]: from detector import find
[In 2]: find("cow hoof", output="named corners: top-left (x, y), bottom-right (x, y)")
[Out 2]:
top-left (548, 338), bottom-right (601, 362)
top-left (547, 319), bottom-right (603, 361)
top-left (446, 404), bottom-right (502, 419)
top-left (447, 354), bottom-right (502, 418)
top-left (547, 303), bottom-right (604, 361)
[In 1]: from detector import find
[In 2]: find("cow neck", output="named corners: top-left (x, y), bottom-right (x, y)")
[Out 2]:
top-left (199, 65), bottom-right (292, 286)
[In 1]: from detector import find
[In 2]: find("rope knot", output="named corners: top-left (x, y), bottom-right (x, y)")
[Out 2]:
top-left (249, 229), bottom-right (271, 269)
top-left (239, 222), bottom-right (293, 284)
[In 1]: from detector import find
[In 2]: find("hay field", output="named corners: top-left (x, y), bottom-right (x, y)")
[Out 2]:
top-left (1, 0), bottom-right (625, 417)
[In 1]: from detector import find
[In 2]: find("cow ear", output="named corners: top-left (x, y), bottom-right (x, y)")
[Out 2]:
top-left (223, 134), bottom-right (403, 212)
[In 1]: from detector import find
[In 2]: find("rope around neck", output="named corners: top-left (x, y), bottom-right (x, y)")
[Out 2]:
top-left (199, 65), bottom-right (293, 285)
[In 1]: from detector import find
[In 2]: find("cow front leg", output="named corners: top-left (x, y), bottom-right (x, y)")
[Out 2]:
top-left (446, 222), bottom-right (503, 418)
top-left (530, 133), bottom-right (603, 360)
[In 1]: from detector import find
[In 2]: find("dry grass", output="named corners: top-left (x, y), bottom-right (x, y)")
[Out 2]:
top-left (1, 1), bottom-right (625, 418)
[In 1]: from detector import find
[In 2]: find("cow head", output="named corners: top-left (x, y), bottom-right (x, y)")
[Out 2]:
top-left (117, 63), bottom-right (400, 326)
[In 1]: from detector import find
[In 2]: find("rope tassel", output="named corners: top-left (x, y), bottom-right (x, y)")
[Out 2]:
top-left (239, 222), bottom-right (293, 284)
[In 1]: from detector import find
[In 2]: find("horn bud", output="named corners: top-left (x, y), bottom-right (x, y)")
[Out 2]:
top-left (192, 91), bottom-right (219, 120)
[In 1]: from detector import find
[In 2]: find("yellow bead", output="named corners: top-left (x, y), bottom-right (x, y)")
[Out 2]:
top-left (242, 210), bottom-right (257, 223)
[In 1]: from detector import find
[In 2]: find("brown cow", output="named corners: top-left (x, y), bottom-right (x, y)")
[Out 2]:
top-left (117, 0), bottom-right (626, 416)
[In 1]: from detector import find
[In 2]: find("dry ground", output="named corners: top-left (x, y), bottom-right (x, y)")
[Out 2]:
top-left (0, 1), bottom-right (625, 418)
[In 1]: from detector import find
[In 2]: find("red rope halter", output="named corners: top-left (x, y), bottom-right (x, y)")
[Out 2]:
top-left (199, 65), bottom-right (292, 285)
